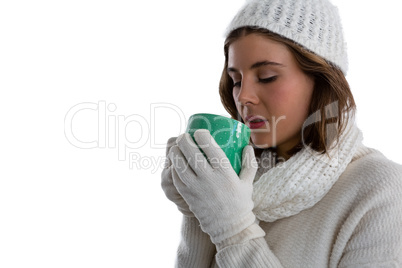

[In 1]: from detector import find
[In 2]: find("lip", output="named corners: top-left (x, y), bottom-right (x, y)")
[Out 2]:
top-left (245, 115), bottom-right (267, 129)
top-left (248, 121), bottom-right (266, 129)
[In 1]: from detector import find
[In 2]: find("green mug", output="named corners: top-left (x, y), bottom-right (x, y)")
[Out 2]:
top-left (185, 113), bottom-right (251, 174)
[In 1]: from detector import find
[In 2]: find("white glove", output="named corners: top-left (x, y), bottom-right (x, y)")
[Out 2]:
top-left (161, 137), bottom-right (194, 217)
top-left (169, 129), bottom-right (258, 244)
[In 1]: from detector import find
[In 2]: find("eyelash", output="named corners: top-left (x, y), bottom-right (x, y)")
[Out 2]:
top-left (233, 81), bottom-right (241, 88)
top-left (259, 76), bottom-right (277, 83)
top-left (233, 76), bottom-right (277, 88)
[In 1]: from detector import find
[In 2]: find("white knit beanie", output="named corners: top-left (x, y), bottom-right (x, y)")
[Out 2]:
top-left (225, 0), bottom-right (348, 74)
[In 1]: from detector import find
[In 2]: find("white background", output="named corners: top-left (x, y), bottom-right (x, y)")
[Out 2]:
top-left (1, 0), bottom-right (401, 267)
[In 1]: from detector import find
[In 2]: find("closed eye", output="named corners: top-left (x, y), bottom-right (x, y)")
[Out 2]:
top-left (233, 76), bottom-right (277, 88)
top-left (259, 76), bottom-right (277, 83)
top-left (233, 81), bottom-right (241, 88)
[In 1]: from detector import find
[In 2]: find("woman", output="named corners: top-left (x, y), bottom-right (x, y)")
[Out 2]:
top-left (162, 0), bottom-right (402, 267)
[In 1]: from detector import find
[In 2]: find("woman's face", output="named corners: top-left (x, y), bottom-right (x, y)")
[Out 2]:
top-left (228, 33), bottom-right (314, 159)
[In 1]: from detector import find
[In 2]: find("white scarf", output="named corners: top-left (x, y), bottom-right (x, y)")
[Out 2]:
top-left (252, 122), bottom-right (363, 222)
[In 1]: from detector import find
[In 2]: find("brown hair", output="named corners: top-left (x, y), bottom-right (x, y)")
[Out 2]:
top-left (219, 27), bottom-right (356, 155)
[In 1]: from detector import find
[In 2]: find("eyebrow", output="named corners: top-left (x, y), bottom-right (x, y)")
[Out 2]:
top-left (227, 61), bottom-right (285, 74)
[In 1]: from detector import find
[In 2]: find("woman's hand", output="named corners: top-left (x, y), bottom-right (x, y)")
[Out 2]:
top-left (169, 129), bottom-right (258, 244)
top-left (161, 137), bottom-right (194, 217)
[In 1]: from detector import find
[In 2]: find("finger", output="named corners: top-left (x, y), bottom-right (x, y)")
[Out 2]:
top-left (168, 145), bottom-right (196, 180)
top-left (163, 137), bottom-right (178, 168)
top-left (166, 137), bottom-right (177, 156)
top-left (171, 169), bottom-right (197, 217)
top-left (193, 129), bottom-right (227, 169)
top-left (178, 207), bottom-right (194, 217)
top-left (162, 141), bottom-right (175, 190)
top-left (239, 145), bottom-right (258, 183)
top-left (171, 167), bottom-right (190, 195)
top-left (162, 166), bottom-right (183, 201)
top-left (161, 165), bottom-right (174, 190)
top-left (176, 133), bottom-right (210, 173)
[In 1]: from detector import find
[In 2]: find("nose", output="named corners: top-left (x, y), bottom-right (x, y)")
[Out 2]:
top-left (235, 78), bottom-right (259, 106)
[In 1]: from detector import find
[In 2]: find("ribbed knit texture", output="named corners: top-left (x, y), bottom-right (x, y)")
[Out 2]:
top-left (225, 0), bottom-right (348, 74)
top-left (253, 122), bottom-right (362, 222)
top-left (175, 145), bottom-right (402, 267)
top-left (175, 216), bottom-right (216, 268)
top-left (216, 238), bottom-right (283, 267)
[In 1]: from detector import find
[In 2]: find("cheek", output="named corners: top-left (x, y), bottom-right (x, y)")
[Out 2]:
top-left (282, 77), bottom-right (313, 114)
top-left (293, 79), bottom-right (314, 114)
top-left (260, 85), bottom-right (289, 114)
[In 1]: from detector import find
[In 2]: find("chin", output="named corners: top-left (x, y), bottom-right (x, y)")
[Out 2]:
top-left (250, 135), bottom-right (275, 149)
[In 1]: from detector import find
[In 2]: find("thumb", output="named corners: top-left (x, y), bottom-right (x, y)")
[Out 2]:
top-left (239, 145), bottom-right (258, 183)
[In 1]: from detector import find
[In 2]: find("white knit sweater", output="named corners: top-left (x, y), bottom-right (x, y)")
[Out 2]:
top-left (175, 144), bottom-right (402, 267)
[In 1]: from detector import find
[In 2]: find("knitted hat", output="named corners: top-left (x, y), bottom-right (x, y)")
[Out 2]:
top-left (225, 0), bottom-right (348, 74)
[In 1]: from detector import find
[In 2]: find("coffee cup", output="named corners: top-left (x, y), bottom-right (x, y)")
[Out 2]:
top-left (185, 113), bottom-right (251, 174)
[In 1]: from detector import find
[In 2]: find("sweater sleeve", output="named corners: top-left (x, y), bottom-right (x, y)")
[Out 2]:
top-left (214, 222), bottom-right (284, 268)
top-left (175, 215), bottom-right (216, 268)
top-left (335, 164), bottom-right (402, 268)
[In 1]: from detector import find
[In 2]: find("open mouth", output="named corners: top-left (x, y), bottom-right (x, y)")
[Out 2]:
top-left (246, 116), bottom-right (267, 129)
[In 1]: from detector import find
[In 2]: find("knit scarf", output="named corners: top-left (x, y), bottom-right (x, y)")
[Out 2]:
top-left (252, 122), bottom-right (363, 222)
